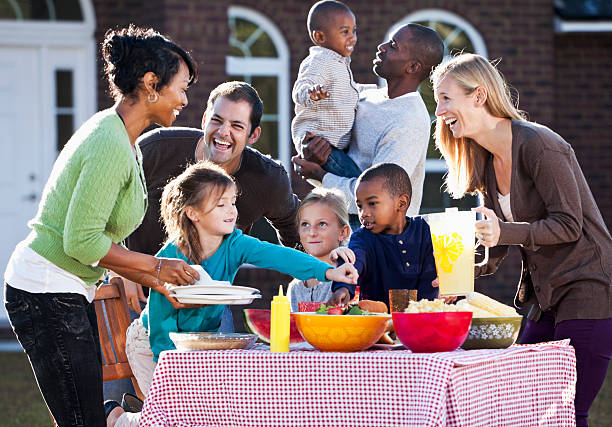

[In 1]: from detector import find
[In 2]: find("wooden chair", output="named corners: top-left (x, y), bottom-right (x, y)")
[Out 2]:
top-left (94, 276), bottom-right (145, 400)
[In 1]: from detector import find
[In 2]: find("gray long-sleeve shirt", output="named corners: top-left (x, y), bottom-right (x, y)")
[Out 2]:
top-left (287, 278), bottom-right (333, 312)
top-left (322, 87), bottom-right (431, 215)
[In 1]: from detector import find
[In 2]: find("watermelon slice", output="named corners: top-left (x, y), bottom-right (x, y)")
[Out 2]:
top-left (297, 301), bottom-right (325, 312)
top-left (243, 309), bottom-right (305, 344)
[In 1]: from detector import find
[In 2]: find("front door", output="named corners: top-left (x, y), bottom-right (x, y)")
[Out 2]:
top-left (0, 46), bottom-right (43, 290)
top-left (0, 44), bottom-right (95, 323)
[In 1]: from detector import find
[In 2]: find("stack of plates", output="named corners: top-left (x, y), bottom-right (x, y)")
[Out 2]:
top-left (168, 283), bottom-right (262, 305)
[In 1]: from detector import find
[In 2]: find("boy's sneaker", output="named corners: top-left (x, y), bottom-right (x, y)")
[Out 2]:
top-left (121, 393), bottom-right (144, 413)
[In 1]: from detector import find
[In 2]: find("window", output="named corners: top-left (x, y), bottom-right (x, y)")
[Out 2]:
top-left (554, 0), bottom-right (612, 32)
top-left (0, 0), bottom-right (83, 21)
top-left (383, 10), bottom-right (488, 213)
top-left (226, 6), bottom-right (291, 172)
top-left (555, 0), bottom-right (612, 19)
top-left (55, 69), bottom-right (74, 152)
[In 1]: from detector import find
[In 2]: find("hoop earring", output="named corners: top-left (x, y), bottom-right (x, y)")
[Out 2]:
top-left (148, 92), bottom-right (159, 103)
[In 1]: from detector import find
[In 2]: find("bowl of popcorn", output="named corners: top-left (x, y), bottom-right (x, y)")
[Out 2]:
top-left (392, 299), bottom-right (472, 353)
top-left (456, 292), bottom-right (523, 350)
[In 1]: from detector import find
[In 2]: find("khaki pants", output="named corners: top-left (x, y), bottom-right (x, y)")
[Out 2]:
top-left (115, 318), bottom-right (157, 427)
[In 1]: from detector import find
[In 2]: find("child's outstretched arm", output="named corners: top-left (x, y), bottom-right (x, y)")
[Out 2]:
top-left (307, 85), bottom-right (330, 101)
top-left (328, 287), bottom-right (351, 306)
top-left (292, 60), bottom-right (327, 107)
top-left (329, 247), bottom-right (356, 265)
top-left (325, 263), bottom-right (358, 285)
top-left (235, 232), bottom-right (356, 284)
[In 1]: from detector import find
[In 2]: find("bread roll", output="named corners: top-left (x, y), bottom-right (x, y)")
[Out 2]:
top-left (358, 299), bottom-right (388, 314)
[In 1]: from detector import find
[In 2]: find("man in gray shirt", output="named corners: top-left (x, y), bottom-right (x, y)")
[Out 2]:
top-left (293, 24), bottom-right (443, 225)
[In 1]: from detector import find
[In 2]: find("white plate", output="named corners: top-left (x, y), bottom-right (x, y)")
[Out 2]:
top-left (187, 265), bottom-right (213, 285)
top-left (171, 293), bottom-right (262, 305)
top-left (169, 284), bottom-right (259, 296)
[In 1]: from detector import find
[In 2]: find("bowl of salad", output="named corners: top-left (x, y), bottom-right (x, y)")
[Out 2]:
top-left (291, 303), bottom-right (391, 352)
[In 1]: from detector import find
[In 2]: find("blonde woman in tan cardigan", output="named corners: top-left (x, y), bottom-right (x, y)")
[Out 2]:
top-left (431, 53), bottom-right (612, 427)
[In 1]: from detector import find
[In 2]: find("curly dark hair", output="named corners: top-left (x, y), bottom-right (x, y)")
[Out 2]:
top-left (102, 24), bottom-right (198, 101)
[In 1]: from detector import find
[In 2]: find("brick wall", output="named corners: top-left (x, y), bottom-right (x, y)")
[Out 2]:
top-left (89, 0), bottom-right (609, 313)
top-left (93, 0), bottom-right (166, 110)
top-left (93, 0), bottom-right (557, 139)
top-left (554, 32), bottom-right (612, 229)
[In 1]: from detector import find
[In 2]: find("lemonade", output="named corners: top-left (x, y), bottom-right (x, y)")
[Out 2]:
top-left (425, 209), bottom-right (488, 295)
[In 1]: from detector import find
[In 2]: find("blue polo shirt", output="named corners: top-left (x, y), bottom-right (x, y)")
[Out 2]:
top-left (332, 216), bottom-right (438, 307)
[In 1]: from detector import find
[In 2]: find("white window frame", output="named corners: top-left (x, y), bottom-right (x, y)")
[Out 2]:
top-left (554, 18), bottom-right (612, 32)
top-left (226, 6), bottom-right (291, 172)
top-left (383, 9), bottom-right (488, 175)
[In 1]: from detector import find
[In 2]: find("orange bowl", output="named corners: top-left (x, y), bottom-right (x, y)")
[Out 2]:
top-left (392, 311), bottom-right (472, 353)
top-left (292, 312), bottom-right (391, 352)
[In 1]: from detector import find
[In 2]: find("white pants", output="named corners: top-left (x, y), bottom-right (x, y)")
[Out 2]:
top-left (125, 318), bottom-right (157, 396)
top-left (115, 318), bottom-right (157, 427)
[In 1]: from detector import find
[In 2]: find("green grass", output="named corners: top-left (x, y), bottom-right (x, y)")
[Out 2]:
top-left (0, 352), bottom-right (610, 425)
top-left (590, 359), bottom-right (612, 427)
top-left (0, 352), bottom-right (52, 427)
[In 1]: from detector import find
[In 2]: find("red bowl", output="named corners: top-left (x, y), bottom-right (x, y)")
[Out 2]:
top-left (392, 311), bottom-right (472, 353)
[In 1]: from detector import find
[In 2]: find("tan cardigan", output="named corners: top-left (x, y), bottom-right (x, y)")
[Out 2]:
top-left (475, 119), bottom-right (612, 323)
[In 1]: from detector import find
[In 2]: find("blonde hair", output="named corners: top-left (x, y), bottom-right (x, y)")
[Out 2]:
top-left (297, 188), bottom-right (350, 245)
top-left (431, 53), bottom-right (527, 198)
top-left (161, 161), bottom-right (235, 264)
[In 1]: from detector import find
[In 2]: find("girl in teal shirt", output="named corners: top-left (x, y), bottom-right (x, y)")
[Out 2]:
top-left (127, 161), bottom-right (358, 387)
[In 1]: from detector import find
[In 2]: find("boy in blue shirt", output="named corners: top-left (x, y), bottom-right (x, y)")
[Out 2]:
top-left (329, 163), bottom-right (438, 308)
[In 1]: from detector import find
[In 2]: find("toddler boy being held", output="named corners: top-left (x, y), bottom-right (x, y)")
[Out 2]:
top-left (291, 0), bottom-right (364, 179)
top-left (329, 163), bottom-right (438, 308)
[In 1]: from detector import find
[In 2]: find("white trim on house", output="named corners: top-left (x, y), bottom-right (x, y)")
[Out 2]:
top-left (226, 6), bottom-right (291, 173)
top-left (555, 18), bottom-right (612, 33)
top-left (394, 9), bottom-right (488, 58)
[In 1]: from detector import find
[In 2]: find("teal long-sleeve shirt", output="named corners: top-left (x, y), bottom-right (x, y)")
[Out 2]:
top-left (141, 229), bottom-right (332, 360)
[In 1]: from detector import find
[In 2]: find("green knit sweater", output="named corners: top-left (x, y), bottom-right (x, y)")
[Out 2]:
top-left (26, 109), bottom-right (147, 286)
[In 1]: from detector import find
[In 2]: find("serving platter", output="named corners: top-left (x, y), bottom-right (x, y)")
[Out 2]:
top-left (169, 332), bottom-right (257, 350)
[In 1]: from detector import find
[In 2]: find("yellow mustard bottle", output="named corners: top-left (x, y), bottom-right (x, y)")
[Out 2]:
top-left (270, 285), bottom-right (290, 353)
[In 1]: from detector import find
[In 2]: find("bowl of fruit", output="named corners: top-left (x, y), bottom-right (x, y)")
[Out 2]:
top-left (292, 300), bottom-right (391, 352)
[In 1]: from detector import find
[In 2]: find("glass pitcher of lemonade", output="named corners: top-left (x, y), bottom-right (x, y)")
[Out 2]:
top-left (424, 208), bottom-right (489, 296)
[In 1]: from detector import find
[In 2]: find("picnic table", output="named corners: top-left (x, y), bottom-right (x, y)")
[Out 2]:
top-left (139, 340), bottom-right (576, 426)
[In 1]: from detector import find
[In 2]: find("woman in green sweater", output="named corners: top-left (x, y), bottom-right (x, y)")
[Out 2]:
top-left (3, 25), bottom-right (198, 426)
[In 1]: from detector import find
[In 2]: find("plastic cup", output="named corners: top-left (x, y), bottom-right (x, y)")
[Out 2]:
top-left (389, 289), bottom-right (418, 313)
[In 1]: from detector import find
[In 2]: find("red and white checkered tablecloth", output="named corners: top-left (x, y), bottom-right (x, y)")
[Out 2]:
top-left (139, 341), bottom-right (576, 427)
top-left (439, 340), bottom-right (577, 426)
